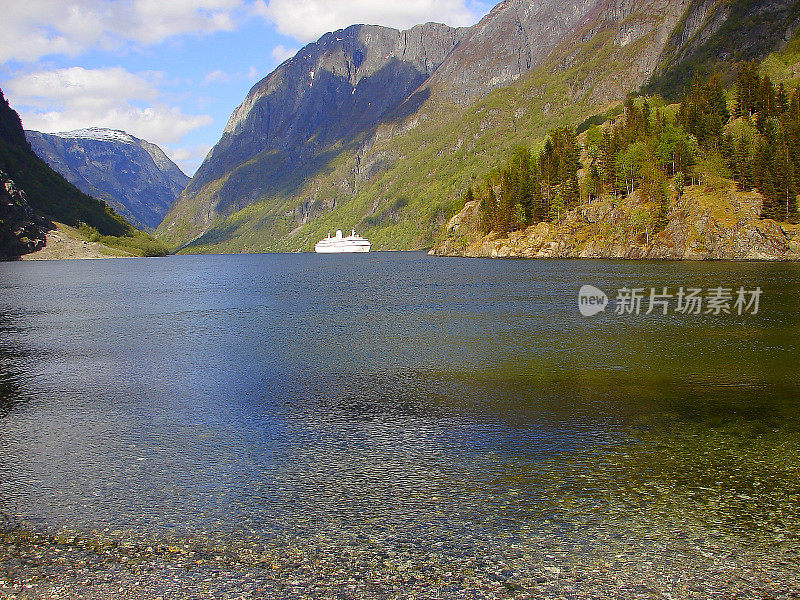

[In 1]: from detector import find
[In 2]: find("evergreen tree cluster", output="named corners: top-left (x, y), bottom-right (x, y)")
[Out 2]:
top-left (725, 64), bottom-right (800, 222)
top-left (471, 65), bottom-right (800, 236)
top-left (475, 95), bottom-right (694, 235)
top-left (676, 74), bottom-right (730, 148)
top-left (473, 128), bottom-right (580, 234)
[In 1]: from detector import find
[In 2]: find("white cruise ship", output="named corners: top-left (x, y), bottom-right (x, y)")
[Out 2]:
top-left (314, 229), bottom-right (372, 253)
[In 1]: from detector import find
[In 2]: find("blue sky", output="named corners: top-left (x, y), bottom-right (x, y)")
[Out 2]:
top-left (1, 1), bottom-right (492, 175)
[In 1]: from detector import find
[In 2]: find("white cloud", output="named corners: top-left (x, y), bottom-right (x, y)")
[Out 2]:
top-left (7, 67), bottom-right (156, 110)
top-left (271, 45), bottom-right (298, 65)
top-left (203, 69), bottom-right (230, 85)
top-left (122, 0), bottom-right (241, 45)
top-left (253, 0), bottom-right (479, 43)
top-left (5, 67), bottom-right (212, 150)
top-left (166, 144), bottom-right (213, 175)
top-left (1, 0), bottom-right (244, 63)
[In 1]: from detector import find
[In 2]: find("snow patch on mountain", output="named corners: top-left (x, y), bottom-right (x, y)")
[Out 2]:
top-left (50, 128), bottom-right (136, 144)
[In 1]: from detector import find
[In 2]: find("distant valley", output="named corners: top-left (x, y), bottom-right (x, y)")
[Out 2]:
top-left (26, 128), bottom-right (188, 231)
top-left (0, 90), bottom-right (168, 259)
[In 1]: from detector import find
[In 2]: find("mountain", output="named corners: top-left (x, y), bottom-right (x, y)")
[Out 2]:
top-left (0, 89), bottom-right (133, 259)
top-left (158, 21), bottom-right (466, 248)
top-left (0, 89), bottom-right (169, 259)
top-left (158, 0), bottom-right (800, 253)
top-left (26, 128), bottom-right (189, 231)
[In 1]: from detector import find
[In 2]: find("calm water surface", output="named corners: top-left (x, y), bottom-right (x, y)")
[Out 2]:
top-left (0, 253), bottom-right (798, 587)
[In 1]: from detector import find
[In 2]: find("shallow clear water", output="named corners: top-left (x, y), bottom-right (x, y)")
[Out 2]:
top-left (0, 253), bottom-right (798, 589)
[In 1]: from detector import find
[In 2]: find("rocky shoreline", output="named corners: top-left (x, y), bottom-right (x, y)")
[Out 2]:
top-left (430, 184), bottom-right (800, 261)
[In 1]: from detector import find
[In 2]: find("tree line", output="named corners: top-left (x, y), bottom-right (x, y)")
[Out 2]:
top-left (471, 64), bottom-right (800, 235)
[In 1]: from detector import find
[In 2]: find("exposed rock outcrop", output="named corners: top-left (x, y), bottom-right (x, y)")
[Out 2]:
top-left (431, 187), bottom-right (800, 260)
top-left (0, 170), bottom-right (48, 259)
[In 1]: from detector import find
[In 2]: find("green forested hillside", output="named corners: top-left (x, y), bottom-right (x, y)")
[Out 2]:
top-left (0, 91), bottom-right (130, 237)
top-left (470, 68), bottom-right (800, 239)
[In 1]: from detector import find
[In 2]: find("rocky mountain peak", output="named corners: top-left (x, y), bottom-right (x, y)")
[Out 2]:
top-left (186, 21), bottom-right (466, 202)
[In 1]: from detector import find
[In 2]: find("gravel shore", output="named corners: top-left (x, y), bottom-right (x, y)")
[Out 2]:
top-left (2, 520), bottom-right (799, 600)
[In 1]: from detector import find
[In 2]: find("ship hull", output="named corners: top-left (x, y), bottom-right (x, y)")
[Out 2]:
top-left (314, 242), bottom-right (371, 253)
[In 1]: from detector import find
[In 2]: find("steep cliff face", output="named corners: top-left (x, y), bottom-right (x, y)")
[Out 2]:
top-left (161, 22), bottom-right (465, 242)
top-left (159, 0), bottom-right (800, 253)
top-left (26, 128), bottom-right (189, 231)
top-left (646, 0), bottom-right (800, 97)
top-left (421, 0), bottom-right (599, 105)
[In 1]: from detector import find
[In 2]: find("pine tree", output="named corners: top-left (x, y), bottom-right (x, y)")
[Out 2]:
top-left (508, 147), bottom-right (534, 225)
top-left (777, 83), bottom-right (789, 115)
top-left (756, 138), bottom-right (780, 220)
top-left (532, 178), bottom-right (548, 223)
top-left (464, 186), bottom-right (475, 205)
top-left (707, 74), bottom-right (730, 125)
top-left (736, 63), bottom-right (760, 118)
top-left (774, 128), bottom-right (797, 221)
top-left (479, 186), bottom-right (497, 233)
top-left (600, 129), bottom-right (620, 192)
top-left (498, 170), bottom-right (516, 233)
top-left (587, 163), bottom-right (602, 202)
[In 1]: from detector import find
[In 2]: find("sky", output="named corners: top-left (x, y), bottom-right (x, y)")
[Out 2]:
top-left (0, 0), bottom-right (493, 175)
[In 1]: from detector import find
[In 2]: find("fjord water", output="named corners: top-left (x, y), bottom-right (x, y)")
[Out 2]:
top-left (1, 253), bottom-right (798, 589)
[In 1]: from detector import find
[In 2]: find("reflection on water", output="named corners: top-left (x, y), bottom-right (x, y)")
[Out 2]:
top-left (0, 253), bottom-right (798, 591)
